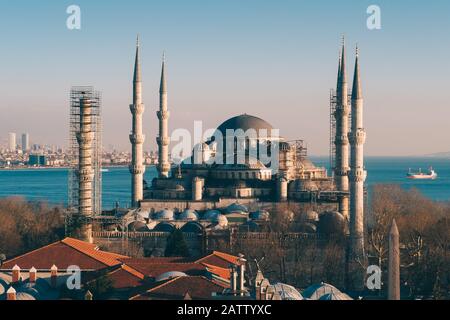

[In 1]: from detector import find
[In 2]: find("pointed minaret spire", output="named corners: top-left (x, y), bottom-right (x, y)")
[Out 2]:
top-left (347, 42), bottom-right (367, 290)
top-left (334, 35), bottom-right (350, 219)
top-left (129, 35), bottom-right (146, 207)
top-left (160, 51), bottom-right (167, 93)
top-left (351, 45), bottom-right (362, 100)
top-left (157, 51), bottom-right (170, 178)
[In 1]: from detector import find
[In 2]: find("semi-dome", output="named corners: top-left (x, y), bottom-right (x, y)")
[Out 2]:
top-left (127, 220), bottom-right (149, 232)
top-left (155, 271), bottom-right (188, 282)
top-left (202, 210), bottom-right (221, 221)
top-left (317, 211), bottom-right (347, 235)
top-left (224, 202), bottom-right (248, 214)
top-left (301, 210), bottom-right (319, 222)
top-left (216, 114), bottom-right (274, 137)
top-left (178, 209), bottom-right (199, 221)
top-left (154, 209), bottom-right (175, 220)
top-left (153, 222), bottom-right (176, 232)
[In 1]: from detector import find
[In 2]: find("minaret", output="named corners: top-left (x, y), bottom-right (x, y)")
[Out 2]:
top-left (76, 96), bottom-right (94, 243)
top-left (157, 53), bottom-right (171, 178)
top-left (349, 45), bottom-right (366, 260)
top-left (334, 37), bottom-right (350, 219)
top-left (129, 36), bottom-right (146, 207)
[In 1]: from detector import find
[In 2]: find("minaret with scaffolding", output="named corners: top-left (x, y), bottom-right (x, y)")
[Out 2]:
top-left (68, 86), bottom-right (102, 243)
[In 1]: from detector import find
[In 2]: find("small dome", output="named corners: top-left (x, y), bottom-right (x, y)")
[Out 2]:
top-left (250, 210), bottom-right (270, 221)
top-left (16, 292), bottom-right (36, 300)
top-left (301, 210), bottom-right (319, 222)
top-left (303, 283), bottom-right (352, 300)
top-left (155, 209), bottom-right (175, 220)
top-left (318, 211), bottom-right (347, 235)
top-left (127, 220), bottom-right (149, 232)
top-left (224, 203), bottom-right (248, 214)
top-left (153, 222), bottom-right (176, 232)
top-left (269, 283), bottom-right (303, 300)
top-left (175, 184), bottom-right (185, 191)
top-left (137, 209), bottom-right (150, 220)
top-left (178, 209), bottom-right (199, 221)
top-left (297, 222), bottom-right (317, 233)
top-left (155, 271), bottom-right (188, 282)
top-left (202, 210), bottom-right (221, 221)
top-left (215, 214), bottom-right (228, 228)
top-left (281, 210), bottom-right (295, 222)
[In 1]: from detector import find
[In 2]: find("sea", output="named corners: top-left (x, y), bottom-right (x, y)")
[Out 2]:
top-left (0, 157), bottom-right (448, 209)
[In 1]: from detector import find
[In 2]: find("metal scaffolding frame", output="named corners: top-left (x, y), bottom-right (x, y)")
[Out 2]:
top-left (68, 86), bottom-right (102, 216)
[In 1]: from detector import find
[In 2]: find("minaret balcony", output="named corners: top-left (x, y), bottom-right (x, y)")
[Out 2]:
top-left (334, 105), bottom-right (350, 116)
top-left (334, 167), bottom-right (350, 176)
top-left (348, 129), bottom-right (366, 145)
top-left (335, 135), bottom-right (349, 145)
top-left (129, 133), bottom-right (145, 144)
top-left (156, 136), bottom-right (170, 146)
top-left (157, 110), bottom-right (170, 120)
top-left (129, 165), bottom-right (145, 175)
top-left (349, 169), bottom-right (367, 182)
top-left (129, 103), bottom-right (145, 114)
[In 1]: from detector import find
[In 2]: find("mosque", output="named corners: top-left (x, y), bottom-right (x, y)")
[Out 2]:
top-left (73, 37), bottom-right (366, 274)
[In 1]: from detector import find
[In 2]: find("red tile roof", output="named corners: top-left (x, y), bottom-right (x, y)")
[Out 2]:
top-left (195, 251), bottom-right (240, 269)
top-left (1, 237), bottom-right (127, 270)
top-left (121, 261), bottom-right (207, 279)
top-left (130, 276), bottom-right (227, 300)
top-left (201, 263), bottom-right (231, 280)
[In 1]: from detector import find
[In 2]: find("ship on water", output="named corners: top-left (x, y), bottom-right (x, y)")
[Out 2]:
top-left (407, 167), bottom-right (438, 180)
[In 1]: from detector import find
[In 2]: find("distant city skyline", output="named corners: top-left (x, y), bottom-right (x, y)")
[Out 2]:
top-left (0, 1), bottom-right (449, 156)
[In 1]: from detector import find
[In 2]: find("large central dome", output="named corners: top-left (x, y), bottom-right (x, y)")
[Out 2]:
top-left (216, 114), bottom-right (274, 136)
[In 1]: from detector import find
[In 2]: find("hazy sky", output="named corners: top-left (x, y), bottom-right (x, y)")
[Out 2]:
top-left (0, 0), bottom-right (449, 156)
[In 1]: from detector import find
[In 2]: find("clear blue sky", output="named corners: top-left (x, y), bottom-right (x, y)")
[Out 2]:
top-left (0, 0), bottom-right (449, 156)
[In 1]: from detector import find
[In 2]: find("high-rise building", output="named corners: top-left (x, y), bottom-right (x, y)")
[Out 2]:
top-left (8, 132), bottom-right (16, 152)
top-left (22, 133), bottom-right (30, 152)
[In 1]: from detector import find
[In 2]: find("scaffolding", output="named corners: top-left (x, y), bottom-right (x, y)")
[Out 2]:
top-left (68, 86), bottom-right (102, 216)
top-left (329, 89), bottom-right (352, 180)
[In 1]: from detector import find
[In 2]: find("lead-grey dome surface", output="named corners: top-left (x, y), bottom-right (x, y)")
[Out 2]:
top-left (216, 114), bottom-right (274, 137)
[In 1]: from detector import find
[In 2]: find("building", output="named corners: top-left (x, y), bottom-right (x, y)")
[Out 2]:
top-left (21, 133), bottom-right (30, 152)
top-left (8, 132), bottom-right (16, 152)
top-left (0, 237), bottom-right (241, 300)
top-left (28, 154), bottom-right (46, 166)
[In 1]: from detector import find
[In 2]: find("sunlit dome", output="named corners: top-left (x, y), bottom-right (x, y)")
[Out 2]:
top-left (215, 214), bottom-right (228, 228)
top-left (136, 209), bottom-right (150, 220)
top-left (269, 283), bottom-right (303, 300)
top-left (302, 282), bottom-right (352, 300)
top-left (155, 271), bottom-right (188, 282)
top-left (155, 209), bottom-right (175, 220)
top-left (216, 114), bottom-right (274, 137)
top-left (127, 220), bottom-right (149, 232)
top-left (178, 209), bottom-right (199, 221)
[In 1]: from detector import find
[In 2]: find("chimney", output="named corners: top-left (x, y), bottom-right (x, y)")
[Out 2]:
top-left (50, 264), bottom-right (58, 288)
top-left (12, 265), bottom-right (21, 283)
top-left (29, 267), bottom-right (37, 283)
top-left (7, 287), bottom-right (17, 300)
top-left (230, 265), bottom-right (237, 294)
top-left (237, 255), bottom-right (247, 296)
